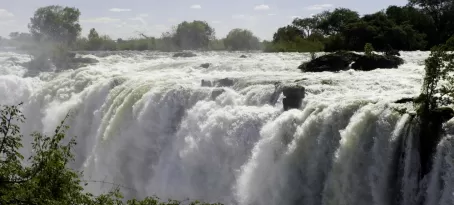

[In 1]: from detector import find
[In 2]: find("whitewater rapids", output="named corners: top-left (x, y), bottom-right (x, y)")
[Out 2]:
top-left (1, 51), bottom-right (454, 205)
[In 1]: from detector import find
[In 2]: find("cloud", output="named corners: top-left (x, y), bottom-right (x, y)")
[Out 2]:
top-left (304, 4), bottom-right (333, 10)
top-left (231, 14), bottom-right (257, 22)
top-left (81, 17), bottom-right (121, 23)
top-left (254, 4), bottom-right (270, 10)
top-left (138, 14), bottom-right (149, 17)
top-left (0, 9), bottom-right (14, 20)
top-left (109, 8), bottom-right (132, 12)
top-left (232, 14), bottom-right (246, 19)
top-left (190, 5), bottom-right (201, 9)
top-left (168, 18), bottom-right (177, 22)
top-left (154, 24), bottom-right (169, 32)
top-left (268, 13), bottom-right (277, 16)
top-left (212, 20), bottom-right (221, 24)
top-left (0, 19), bottom-right (14, 25)
top-left (289, 15), bottom-right (301, 19)
top-left (129, 17), bottom-right (147, 25)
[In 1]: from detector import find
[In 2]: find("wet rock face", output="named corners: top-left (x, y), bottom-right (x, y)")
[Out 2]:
top-left (201, 78), bottom-right (235, 87)
top-left (432, 107), bottom-right (454, 124)
top-left (173, 52), bottom-right (197, 58)
top-left (282, 85), bottom-right (305, 111)
top-left (211, 88), bottom-right (225, 100)
top-left (201, 79), bottom-right (212, 87)
top-left (351, 54), bottom-right (404, 71)
top-left (216, 78), bottom-right (234, 87)
top-left (298, 51), bottom-right (361, 72)
top-left (299, 51), bottom-right (405, 72)
top-left (200, 63), bottom-right (211, 68)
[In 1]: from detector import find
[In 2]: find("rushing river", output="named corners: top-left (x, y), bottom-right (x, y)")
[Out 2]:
top-left (1, 51), bottom-right (453, 205)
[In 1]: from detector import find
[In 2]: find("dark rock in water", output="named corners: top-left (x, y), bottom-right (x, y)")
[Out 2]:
top-left (384, 44), bottom-right (400, 56)
top-left (215, 78), bottom-right (234, 87)
top-left (298, 51), bottom-right (361, 72)
top-left (299, 51), bottom-right (404, 72)
top-left (201, 78), bottom-right (235, 87)
top-left (201, 79), bottom-right (212, 87)
top-left (72, 57), bottom-right (99, 64)
top-left (282, 85), bottom-right (305, 110)
top-left (394, 97), bottom-right (415, 104)
top-left (200, 63), bottom-right (211, 68)
top-left (385, 50), bottom-right (400, 57)
top-left (351, 54), bottom-right (404, 71)
top-left (173, 52), bottom-right (197, 58)
top-left (211, 88), bottom-right (225, 100)
top-left (67, 52), bottom-right (77, 58)
top-left (432, 107), bottom-right (454, 123)
top-left (57, 57), bottom-right (99, 70)
top-left (419, 106), bottom-right (454, 178)
top-left (240, 55), bottom-right (247, 58)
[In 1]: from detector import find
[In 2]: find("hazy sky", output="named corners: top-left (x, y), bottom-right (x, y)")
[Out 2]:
top-left (0, 0), bottom-right (408, 40)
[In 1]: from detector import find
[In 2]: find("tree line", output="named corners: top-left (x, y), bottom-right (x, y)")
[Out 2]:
top-left (270, 0), bottom-right (454, 52)
top-left (3, 0), bottom-right (454, 53)
top-left (2, 5), bottom-right (262, 52)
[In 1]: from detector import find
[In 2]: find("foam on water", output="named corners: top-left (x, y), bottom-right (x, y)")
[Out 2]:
top-left (1, 51), bottom-right (453, 205)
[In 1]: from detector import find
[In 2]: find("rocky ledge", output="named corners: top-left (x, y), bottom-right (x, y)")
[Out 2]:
top-left (173, 52), bottom-right (197, 58)
top-left (299, 51), bottom-right (404, 72)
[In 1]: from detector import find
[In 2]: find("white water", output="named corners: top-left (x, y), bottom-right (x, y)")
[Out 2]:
top-left (1, 51), bottom-right (453, 205)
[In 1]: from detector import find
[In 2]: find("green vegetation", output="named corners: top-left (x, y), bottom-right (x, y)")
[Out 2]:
top-left (2, 0), bottom-right (454, 55)
top-left (173, 21), bottom-right (215, 50)
top-left (224, 29), bottom-right (261, 51)
top-left (364, 43), bottom-right (374, 56)
top-left (0, 103), bottom-right (222, 205)
top-left (412, 44), bottom-right (454, 181)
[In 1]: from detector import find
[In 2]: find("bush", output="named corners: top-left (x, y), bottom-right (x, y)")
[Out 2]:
top-left (446, 35), bottom-right (454, 50)
top-left (264, 37), bottom-right (324, 52)
top-left (364, 43), bottom-right (374, 56)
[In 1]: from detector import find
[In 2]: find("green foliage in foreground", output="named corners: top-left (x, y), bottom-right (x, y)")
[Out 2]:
top-left (0, 103), bottom-right (222, 205)
top-left (417, 45), bottom-right (454, 114)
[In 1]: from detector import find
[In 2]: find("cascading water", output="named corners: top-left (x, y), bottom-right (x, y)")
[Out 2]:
top-left (1, 50), bottom-right (453, 205)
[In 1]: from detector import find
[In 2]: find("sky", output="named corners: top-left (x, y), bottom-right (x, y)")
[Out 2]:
top-left (0, 0), bottom-right (408, 41)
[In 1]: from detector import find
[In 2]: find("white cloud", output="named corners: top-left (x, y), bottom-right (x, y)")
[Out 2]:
top-left (305, 4), bottom-right (333, 10)
top-left (190, 5), bottom-right (201, 9)
top-left (212, 20), bottom-right (221, 24)
top-left (232, 14), bottom-right (246, 19)
top-left (168, 18), bottom-right (177, 22)
top-left (268, 13), bottom-right (277, 16)
top-left (129, 17), bottom-right (147, 25)
top-left (289, 15), bottom-right (301, 19)
top-left (0, 9), bottom-right (14, 20)
top-left (0, 19), bottom-right (14, 25)
top-left (81, 17), bottom-right (121, 23)
top-left (109, 8), bottom-right (132, 12)
top-left (154, 24), bottom-right (169, 32)
top-left (254, 4), bottom-right (270, 11)
top-left (138, 13), bottom-right (149, 17)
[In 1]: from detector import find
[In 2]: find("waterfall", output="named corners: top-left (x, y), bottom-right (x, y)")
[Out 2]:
top-left (1, 51), bottom-right (453, 205)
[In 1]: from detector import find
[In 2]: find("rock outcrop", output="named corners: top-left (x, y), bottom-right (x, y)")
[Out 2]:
top-left (201, 78), bottom-right (235, 87)
top-left (201, 80), bottom-right (212, 87)
top-left (240, 55), bottom-right (247, 58)
top-left (298, 51), bottom-right (361, 72)
top-left (173, 52), bottom-right (197, 58)
top-left (299, 51), bottom-right (404, 72)
top-left (211, 88), bottom-right (225, 100)
top-left (351, 54), bottom-right (404, 71)
top-left (200, 63), bottom-right (211, 68)
top-left (282, 85), bottom-right (305, 111)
